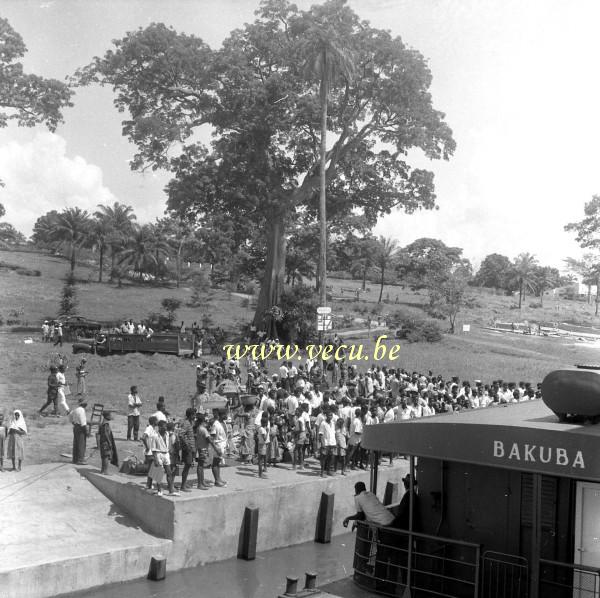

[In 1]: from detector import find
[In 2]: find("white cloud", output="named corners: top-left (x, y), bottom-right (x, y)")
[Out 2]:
top-left (0, 132), bottom-right (117, 235)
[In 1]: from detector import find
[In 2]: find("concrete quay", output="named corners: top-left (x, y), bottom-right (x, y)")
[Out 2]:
top-left (84, 458), bottom-right (407, 569)
top-left (4, 457), bottom-right (407, 598)
top-left (1, 463), bottom-right (171, 598)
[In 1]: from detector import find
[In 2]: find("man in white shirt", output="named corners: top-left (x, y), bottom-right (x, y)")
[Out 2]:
top-left (285, 390), bottom-right (300, 415)
top-left (142, 415), bottom-right (158, 491)
top-left (318, 411), bottom-right (336, 477)
top-left (69, 401), bottom-right (88, 464)
top-left (279, 361), bottom-right (289, 391)
top-left (343, 481), bottom-right (394, 527)
top-left (210, 410), bottom-right (228, 487)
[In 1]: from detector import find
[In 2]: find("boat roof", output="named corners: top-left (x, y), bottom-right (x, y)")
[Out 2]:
top-left (363, 401), bottom-right (600, 481)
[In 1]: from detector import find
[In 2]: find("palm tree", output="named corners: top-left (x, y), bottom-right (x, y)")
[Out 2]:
top-left (375, 237), bottom-right (399, 303)
top-left (512, 253), bottom-right (539, 309)
top-left (118, 224), bottom-right (168, 280)
top-left (95, 202), bottom-right (137, 281)
top-left (534, 266), bottom-right (560, 307)
top-left (89, 217), bottom-right (112, 282)
top-left (157, 216), bottom-right (196, 288)
top-left (145, 222), bottom-right (171, 278)
top-left (52, 207), bottom-right (92, 273)
top-left (302, 17), bottom-right (355, 310)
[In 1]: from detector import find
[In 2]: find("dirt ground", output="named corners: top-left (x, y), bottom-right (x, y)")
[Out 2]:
top-left (0, 332), bottom-right (202, 466)
top-left (3, 326), bottom-right (600, 466)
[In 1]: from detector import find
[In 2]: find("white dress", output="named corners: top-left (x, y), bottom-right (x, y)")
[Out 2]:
top-left (56, 372), bottom-right (70, 414)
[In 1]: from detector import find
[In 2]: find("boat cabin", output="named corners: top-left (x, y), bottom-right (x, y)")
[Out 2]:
top-left (358, 377), bottom-right (600, 598)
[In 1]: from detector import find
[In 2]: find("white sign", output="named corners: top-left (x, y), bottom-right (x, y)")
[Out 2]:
top-left (462, 324), bottom-right (471, 333)
top-left (317, 306), bottom-right (332, 314)
top-left (317, 314), bottom-right (333, 331)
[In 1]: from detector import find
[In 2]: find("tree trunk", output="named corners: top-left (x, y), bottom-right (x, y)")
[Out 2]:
top-left (98, 245), bottom-right (104, 283)
top-left (588, 284), bottom-right (592, 304)
top-left (109, 249), bottom-right (116, 282)
top-left (378, 265), bottom-right (385, 303)
top-left (253, 212), bottom-right (287, 330)
top-left (596, 276), bottom-right (599, 317)
top-left (318, 60), bottom-right (328, 311)
top-left (539, 287), bottom-right (544, 306)
top-left (176, 243), bottom-right (182, 288)
top-left (362, 264), bottom-right (367, 291)
top-left (70, 245), bottom-right (76, 273)
top-left (315, 258), bottom-right (321, 292)
top-left (518, 280), bottom-right (523, 309)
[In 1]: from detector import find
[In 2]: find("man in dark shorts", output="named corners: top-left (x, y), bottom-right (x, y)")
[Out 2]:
top-left (180, 408), bottom-right (196, 492)
top-left (195, 413), bottom-right (221, 489)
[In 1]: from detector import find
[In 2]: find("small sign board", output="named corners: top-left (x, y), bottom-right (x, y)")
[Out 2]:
top-left (317, 306), bottom-right (332, 314)
top-left (462, 324), bottom-right (471, 333)
top-left (317, 313), bottom-right (333, 331)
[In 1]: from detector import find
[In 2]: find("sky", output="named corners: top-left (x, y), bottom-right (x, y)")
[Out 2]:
top-left (0, 0), bottom-right (599, 271)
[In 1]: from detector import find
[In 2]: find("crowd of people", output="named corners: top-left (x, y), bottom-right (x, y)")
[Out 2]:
top-left (110, 347), bottom-right (545, 495)
top-left (6, 332), bottom-right (544, 487)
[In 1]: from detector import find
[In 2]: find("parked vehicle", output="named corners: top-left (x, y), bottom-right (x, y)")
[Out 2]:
top-left (72, 331), bottom-right (196, 357)
top-left (47, 315), bottom-right (102, 342)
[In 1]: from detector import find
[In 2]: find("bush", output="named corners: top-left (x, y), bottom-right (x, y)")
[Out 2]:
top-left (241, 297), bottom-right (250, 308)
top-left (58, 272), bottom-right (78, 317)
top-left (146, 311), bottom-right (172, 331)
top-left (528, 302), bottom-right (543, 309)
top-left (279, 284), bottom-right (319, 345)
top-left (187, 271), bottom-right (211, 307)
top-left (161, 297), bottom-right (182, 325)
top-left (339, 314), bottom-right (355, 328)
top-left (389, 311), bottom-right (443, 343)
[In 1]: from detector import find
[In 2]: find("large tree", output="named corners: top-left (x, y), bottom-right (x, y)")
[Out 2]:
top-left (474, 253), bottom-right (515, 292)
top-left (75, 0), bottom-right (455, 330)
top-left (565, 198), bottom-right (600, 315)
top-left (399, 237), bottom-right (467, 290)
top-left (0, 17), bottom-right (72, 131)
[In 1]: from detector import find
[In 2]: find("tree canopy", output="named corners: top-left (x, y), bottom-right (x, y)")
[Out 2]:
top-left (74, 0), bottom-right (455, 328)
top-left (398, 237), bottom-right (469, 289)
top-left (0, 17), bottom-right (72, 131)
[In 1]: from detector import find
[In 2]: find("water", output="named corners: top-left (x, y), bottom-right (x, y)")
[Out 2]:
top-left (63, 533), bottom-right (356, 598)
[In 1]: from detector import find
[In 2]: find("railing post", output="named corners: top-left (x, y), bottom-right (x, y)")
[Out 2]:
top-left (530, 473), bottom-right (541, 598)
top-left (473, 545), bottom-right (480, 598)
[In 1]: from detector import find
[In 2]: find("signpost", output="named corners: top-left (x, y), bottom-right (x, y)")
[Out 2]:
top-left (317, 306), bottom-right (332, 336)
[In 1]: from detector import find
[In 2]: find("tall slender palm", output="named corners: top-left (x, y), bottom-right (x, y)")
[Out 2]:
top-left (52, 207), bottom-right (92, 273)
top-left (375, 237), bottom-right (399, 303)
top-left (89, 217), bottom-right (112, 282)
top-left (95, 202), bottom-right (137, 280)
top-left (512, 253), bottom-right (539, 309)
top-left (302, 21), bottom-right (355, 310)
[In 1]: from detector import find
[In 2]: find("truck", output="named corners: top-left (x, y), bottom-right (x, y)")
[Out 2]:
top-left (72, 331), bottom-right (196, 357)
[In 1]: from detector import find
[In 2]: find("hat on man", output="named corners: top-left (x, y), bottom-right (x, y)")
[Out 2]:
top-left (103, 410), bottom-right (113, 420)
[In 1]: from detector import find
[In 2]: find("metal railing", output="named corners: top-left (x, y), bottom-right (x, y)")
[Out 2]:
top-left (539, 558), bottom-right (600, 598)
top-left (481, 551), bottom-right (528, 598)
top-left (353, 521), bottom-right (481, 598)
